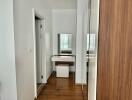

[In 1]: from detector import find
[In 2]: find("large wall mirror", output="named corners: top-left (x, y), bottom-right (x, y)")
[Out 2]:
top-left (86, 0), bottom-right (100, 99)
top-left (58, 33), bottom-right (73, 55)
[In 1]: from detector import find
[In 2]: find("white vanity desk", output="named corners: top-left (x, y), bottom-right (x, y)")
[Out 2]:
top-left (51, 55), bottom-right (75, 62)
top-left (51, 55), bottom-right (75, 78)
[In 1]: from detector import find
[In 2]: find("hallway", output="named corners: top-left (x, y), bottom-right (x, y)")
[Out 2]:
top-left (37, 72), bottom-right (87, 100)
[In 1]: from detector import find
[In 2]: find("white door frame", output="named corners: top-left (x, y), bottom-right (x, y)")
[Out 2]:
top-left (32, 8), bottom-right (47, 98)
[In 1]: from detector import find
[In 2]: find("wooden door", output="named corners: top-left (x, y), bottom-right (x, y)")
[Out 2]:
top-left (97, 0), bottom-right (132, 100)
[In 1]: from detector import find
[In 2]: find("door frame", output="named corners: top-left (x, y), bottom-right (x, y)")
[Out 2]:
top-left (32, 8), bottom-right (47, 98)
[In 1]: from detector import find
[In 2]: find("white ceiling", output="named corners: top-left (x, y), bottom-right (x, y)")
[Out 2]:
top-left (45, 0), bottom-right (77, 9)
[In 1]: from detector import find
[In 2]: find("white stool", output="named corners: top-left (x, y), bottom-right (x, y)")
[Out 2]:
top-left (56, 64), bottom-right (69, 78)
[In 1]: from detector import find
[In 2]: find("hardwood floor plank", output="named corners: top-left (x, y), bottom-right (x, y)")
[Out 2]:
top-left (37, 72), bottom-right (87, 100)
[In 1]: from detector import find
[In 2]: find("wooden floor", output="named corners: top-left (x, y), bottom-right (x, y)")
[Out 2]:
top-left (37, 72), bottom-right (88, 100)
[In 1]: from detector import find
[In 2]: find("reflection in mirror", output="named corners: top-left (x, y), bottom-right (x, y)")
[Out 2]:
top-left (87, 33), bottom-right (96, 55)
top-left (58, 33), bottom-right (72, 55)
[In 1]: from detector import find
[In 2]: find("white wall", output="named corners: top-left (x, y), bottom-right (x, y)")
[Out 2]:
top-left (0, 0), bottom-right (17, 100)
top-left (76, 0), bottom-right (87, 84)
top-left (44, 0), bottom-right (77, 9)
top-left (45, 32), bottom-right (53, 79)
top-left (52, 9), bottom-right (77, 72)
top-left (13, 0), bottom-right (52, 99)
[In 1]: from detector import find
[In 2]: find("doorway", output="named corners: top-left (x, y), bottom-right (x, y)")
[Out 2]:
top-left (32, 0), bottom-right (100, 99)
top-left (32, 9), bottom-right (47, 98)
top-left (35, 16), bottom-right (43, 94)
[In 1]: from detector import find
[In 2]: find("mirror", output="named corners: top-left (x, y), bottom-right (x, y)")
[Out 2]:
top-left (86, 0), bottom-right (99, 99)
top-left (58, 33), bottom-right (73, 55)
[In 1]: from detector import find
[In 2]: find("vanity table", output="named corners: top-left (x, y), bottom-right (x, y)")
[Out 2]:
top-left (52, 33), bottom-right (75, 77)
top-left (51, 55), bottom-right (75, 78)
top-left (52, 55), bottom-right (75, 65)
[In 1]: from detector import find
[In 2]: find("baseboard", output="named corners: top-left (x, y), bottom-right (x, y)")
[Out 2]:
top-left (47, 71), bottom-right (55, 83)
top-left (37, 83), bottom-right (45, 97)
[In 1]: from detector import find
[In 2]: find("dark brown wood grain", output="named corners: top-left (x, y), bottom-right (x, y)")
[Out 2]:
top-left (97, 0), bottom-right (132, 100)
